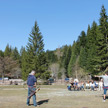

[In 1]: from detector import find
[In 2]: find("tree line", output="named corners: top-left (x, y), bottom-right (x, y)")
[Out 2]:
top-left (0, 5), bottom-right (108, 80)
top-left (60, 5), bottom-right (108, 79)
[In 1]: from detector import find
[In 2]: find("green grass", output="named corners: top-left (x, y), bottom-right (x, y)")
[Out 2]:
top-left (0, 85), bottom-right (108, 108)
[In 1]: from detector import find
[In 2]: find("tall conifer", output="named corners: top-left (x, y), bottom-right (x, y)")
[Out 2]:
top-left (94, 6), bottom-right (108, 73)
top-left (25, 21), bottom-right (48, 78)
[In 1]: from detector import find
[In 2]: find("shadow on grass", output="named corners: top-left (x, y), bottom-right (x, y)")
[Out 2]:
top-left (29, 99), bottom-right (49, 106)
top-left (37, 99), bottom-right (49, 105)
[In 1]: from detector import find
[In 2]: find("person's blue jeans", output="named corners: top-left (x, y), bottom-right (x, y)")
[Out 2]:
top-left (103, 86), bottom-right (108, 95)
top-left (27, 86), bottom-right (37, 106)
top-left (67, 86), bottom-right (71, 91)
top-left (91, 86), bottom-right (94, 91)
top-left (80, 85), bottom-right (84, 90)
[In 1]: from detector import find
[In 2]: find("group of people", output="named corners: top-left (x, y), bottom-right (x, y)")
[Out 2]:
top-left (67, 72), bottom-right (108, 102)
top-left (67, 80), bottom-right (85, 91)
top-left (67, 78), bottom-right (103, 91)
top-left (85, 79), bottom-right (103, 91)
top-left (26, 70), bottom-right (108, 107)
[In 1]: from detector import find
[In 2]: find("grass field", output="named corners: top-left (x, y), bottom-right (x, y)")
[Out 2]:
top-left (0, 85), bottom-right (108, 108)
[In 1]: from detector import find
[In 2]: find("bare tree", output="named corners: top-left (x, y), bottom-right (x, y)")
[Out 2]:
top-left (49, 63), bottom-right (59, 80)
top-left (0, 57), bottom-right (19, 82)
top-left (55, 48), bottom-right (62, 60)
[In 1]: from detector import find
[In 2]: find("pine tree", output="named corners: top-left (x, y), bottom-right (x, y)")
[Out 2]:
top-left (46, 50), bottom-right (58, 64)
top-left (79, 47), bottom-right (87, 69)
top-left (11, 47), bottom-right (20, 60)
top-left (24, 21), bottom-right (49, 79)
top-left (4, 44), bottom-right (12, 57)
top-left (60, 45), bottom-right (68, 68)
top-left (86, 21), bottom-right (98, 73)
top-left (78, 31), bottom-right (86, 48)
top-left (77, 31), bottom-right (87, 69)
top-left (68, 42), bottom-right (77, 77)
top-left (64, 45), bottom-right (72, 77)
top-left (20, 47), bottom-right (29, 80)
top-left (26, 21), bottom-right (44, 71)
top-left (0, 50), bottom-right (4, 57)
top-left (93, 5), bottom-right (108, 73)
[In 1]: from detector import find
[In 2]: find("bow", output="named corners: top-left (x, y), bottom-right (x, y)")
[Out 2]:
top-left (28, 86), bottom-right (40, 99)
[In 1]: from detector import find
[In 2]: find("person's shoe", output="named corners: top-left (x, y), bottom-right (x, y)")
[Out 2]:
top-left (103, 99), bottom-right (106, 102)
top-left (27, 104), bottom-right (30, 106)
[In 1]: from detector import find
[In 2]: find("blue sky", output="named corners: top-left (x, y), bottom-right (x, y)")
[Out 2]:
top-left (0, 0), bottom-right (108, 51)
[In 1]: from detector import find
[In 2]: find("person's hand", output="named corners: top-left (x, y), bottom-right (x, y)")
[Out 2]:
top-left (33, 85), bottom-right (36, 88)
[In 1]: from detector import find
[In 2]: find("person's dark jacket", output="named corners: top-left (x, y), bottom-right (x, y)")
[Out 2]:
top-left (27, 75), bottom-right (37, 86)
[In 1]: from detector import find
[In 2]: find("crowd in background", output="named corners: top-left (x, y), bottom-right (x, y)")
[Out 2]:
top-left (67, 78), bottom-right (103, 91)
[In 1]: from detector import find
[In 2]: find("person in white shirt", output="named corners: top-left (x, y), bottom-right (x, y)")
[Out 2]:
top-left (90, 81), bottom-right (95, 91)
top-left (98, 79), bottom-right (103, 91)
top-left (86, 81), bottom-right (90, 89)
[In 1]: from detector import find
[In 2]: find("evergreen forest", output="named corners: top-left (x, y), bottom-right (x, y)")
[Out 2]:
top-left (0, 5), bottom-right (108, 81)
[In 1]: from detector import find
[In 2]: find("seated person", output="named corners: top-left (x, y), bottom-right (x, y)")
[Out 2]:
top-left (85, 81), bottom-right (90, 89)
top-left (70, 80), bottom-right (74, 90)
top-left (90, 81), bottom-right (95, 91)
top-left (67, 83), bottom-right (71, 91)
top-left (74, 81), bottom-right (78, 91)
top-left (80, 81), bottom-right (85, 91)
top-left (94, 81), bottom-right (98, 90)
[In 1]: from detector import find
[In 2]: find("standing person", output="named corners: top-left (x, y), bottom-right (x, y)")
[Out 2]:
top-left (27, 70), bottom-right (37, 107)
top-left (97, 72), bottom-right (108, 102)
top-left (98, 79), bottom-right (103, 91)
